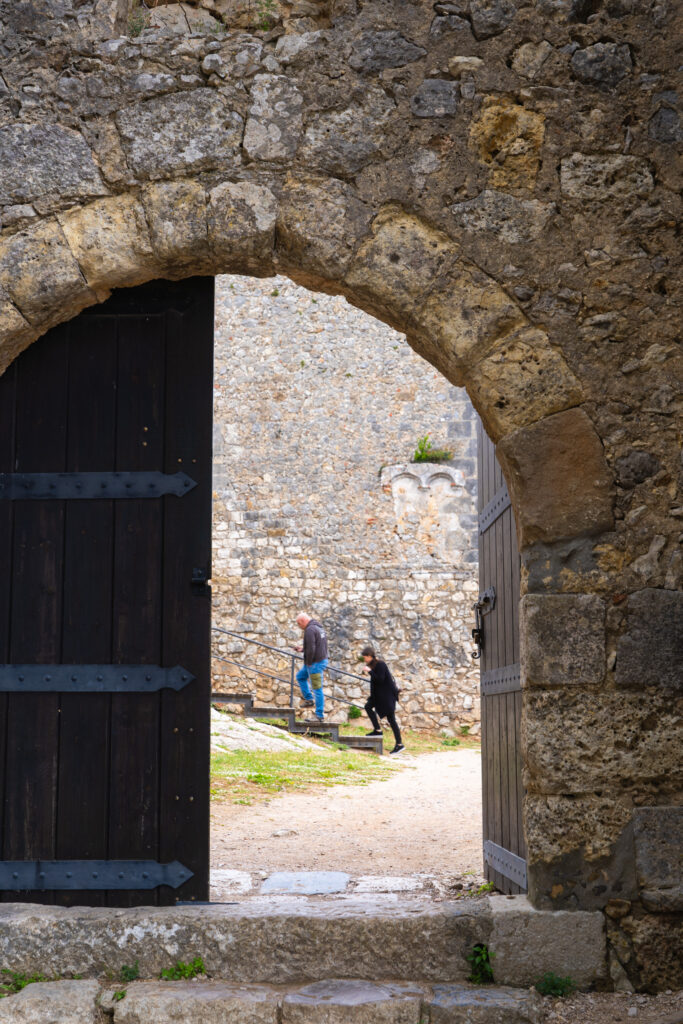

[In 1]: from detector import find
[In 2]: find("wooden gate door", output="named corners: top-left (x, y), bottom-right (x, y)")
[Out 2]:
top-left (0, 277), bottom-right (213, 906)
top-left (475, 420), bottom-right (526, 894)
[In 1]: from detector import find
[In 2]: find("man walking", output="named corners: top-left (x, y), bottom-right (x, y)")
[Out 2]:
top-left (361, 645), bottom-right (405, 755)
top-left (294, 612), bottom-right (328, 722)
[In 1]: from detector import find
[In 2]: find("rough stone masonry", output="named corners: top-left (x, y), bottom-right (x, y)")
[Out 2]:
top-left (0, 0), bottom-right (680, 991)
top-left (212, 273), bottom-right (482, 731)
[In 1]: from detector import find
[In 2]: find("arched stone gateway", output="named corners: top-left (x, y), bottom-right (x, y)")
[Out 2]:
top-left (0, 0), bottom-right (680, 991)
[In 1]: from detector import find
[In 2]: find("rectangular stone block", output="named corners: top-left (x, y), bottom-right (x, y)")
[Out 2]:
top-left (429, 983), bottom-right (543, 1023)
top-left (282, 981), bottom-right (423, 1024)
top-left (521, 594), bottom-right (606, 687)
top-left (616, 588), bottom-right (683, 690)
top-left (633, 806), bottom-right (683, 911)
top-left (488, 894), bottom-right (606, 988)
top-left (0, 979), bottom-right (99, 1023)
top-left (113, 981), bottom-right (279, 1024)
top-left (524, 690), bottom-right (682, 795)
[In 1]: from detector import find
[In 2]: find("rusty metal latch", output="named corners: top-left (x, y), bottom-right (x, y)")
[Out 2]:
top-left (471, 587), bottom-right (496, 660)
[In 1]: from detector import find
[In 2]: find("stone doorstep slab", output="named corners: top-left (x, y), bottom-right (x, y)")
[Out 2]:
top-left (0, 978), bottom-right (544, 1024)
top-left (0, 898), bottom-right (491, 984)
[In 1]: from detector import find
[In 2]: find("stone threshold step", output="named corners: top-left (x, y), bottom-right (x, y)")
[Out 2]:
top-left (211, 692), bottom-right (254, 707)
top-left (1, 977), bottom-right (545, 1024)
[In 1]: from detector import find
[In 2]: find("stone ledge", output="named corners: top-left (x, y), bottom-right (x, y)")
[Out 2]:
top-left (488, 894), bottom-right (606, 989)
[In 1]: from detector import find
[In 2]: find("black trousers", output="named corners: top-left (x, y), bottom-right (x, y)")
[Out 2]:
top-left (365, 699), bottom-right (402, 745)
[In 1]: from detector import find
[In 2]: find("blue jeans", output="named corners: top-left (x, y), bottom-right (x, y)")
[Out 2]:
top-left (297, 660), bottom-right (327, 719)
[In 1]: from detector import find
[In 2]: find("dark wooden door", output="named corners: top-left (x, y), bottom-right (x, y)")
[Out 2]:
top-left (476, 420), bottom-right (526, 894)
top-left (0, 277), bottom-right (213, 906)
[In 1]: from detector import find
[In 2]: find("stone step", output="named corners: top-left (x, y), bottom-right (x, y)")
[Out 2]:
top-left (211, 692), bottom-right (254, 707)
top-left (245, 706), bottom-right (296, 724)
top-left (23, 978), bottom-right (542, 1024)
top-left (290, 719), bottom-right (340, 741)
top-left (0, 898), bottom-right (490, 983)
top-left (338, 734), bottom-right (383, 754)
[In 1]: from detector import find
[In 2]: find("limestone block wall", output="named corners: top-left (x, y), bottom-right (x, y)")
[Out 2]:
top-left (211, 275), bottom-right (482, 732)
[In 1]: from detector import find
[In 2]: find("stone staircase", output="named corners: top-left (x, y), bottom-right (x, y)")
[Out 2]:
top-left (212, 692), bottom-right (384, 754)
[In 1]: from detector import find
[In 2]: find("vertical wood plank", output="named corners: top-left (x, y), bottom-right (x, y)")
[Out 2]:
top-left (0, 362), bottom-right (17, 870)
top-left (55, 317), bottom-right (118, 907)
top-left (159, 278), bottom-right (214, 905)
top-left (4, 328), bottom-right (69, 903)
top-left (108, 313), bottom-right (165, 907)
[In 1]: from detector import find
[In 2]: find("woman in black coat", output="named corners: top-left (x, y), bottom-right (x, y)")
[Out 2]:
top-left (360, 645), bottom-right (405, 755)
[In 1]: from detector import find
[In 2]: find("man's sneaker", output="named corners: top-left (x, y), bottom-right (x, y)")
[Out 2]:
top-left (366, 729), bottom-right (382, 736)
top-left (306, 717), bottom-right (325, 725)
top-left (389, 743), bottom-right (406, 755)
top-left (300, 699), bottom-right (314, 708)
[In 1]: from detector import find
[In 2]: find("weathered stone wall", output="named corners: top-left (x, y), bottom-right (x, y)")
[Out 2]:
top-left (211, 274), bottom-right (481, 731)
top-left (0, 0), bottom-right (680, 988)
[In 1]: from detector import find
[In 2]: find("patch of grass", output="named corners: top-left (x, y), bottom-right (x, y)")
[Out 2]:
top-left (120, 962), bottom-right (139, 983)
top-left (441, 735), bottom-right (461, 747)
top-left (467, 944), bottom-right (494, 985)
top-left (211, 746), bottom-right (397, 803)
top-left (476, 881), bottom-right (495, 894)
top-left (112, 990), bottom-right (127, 1002)
top-left (535, 972), bottom-right (576, 997)
top-left (348, 704), bottom-right (362, 719)
top-left (337, 723), bottom-right (480, 756)
top-left (459, 724), bottom-right (471, 736)
top-left (0, 970), bottom-right (50, 998)
top-left (411, 434), bottom-right (453, 464)
top-left (160, 957), bottom-right (206, 981)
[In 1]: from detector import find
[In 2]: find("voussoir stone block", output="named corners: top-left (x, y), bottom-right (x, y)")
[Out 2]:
top-left (429, 982), bottom-right (543, 1024)
top-left (282, 980), bottom-right (424, 1024)
top-left (59, 196), bottom-right (158, 295)
top-left (520, 594), bottom-right (605, 687)
top-left (142, 181), bottom-right (212, 275)
top-left (115, 89), bottom-right (243, 179)
top-left (0, 220), bottom-right (97, 329)
top-left (208, 181), bottom-right (278, 274)
top-left (112, 981), bottom-right (279, 1024)
top-left (488, 894), bottom-right (606, 988)
top-left (465, 326), bottom-right (583, 438)
top-left (497, 408), bottom-right (614, 546)
top-left (633, 806), bottom-right (683, 912)
top-left (277, 177), bottom-right (375, 282)
top-left (0, 295), bottom-right (38, 377)
top-left (0, 979), bottom-right (99, 1023)
top-left (616, 588), bottom-right (683, 690)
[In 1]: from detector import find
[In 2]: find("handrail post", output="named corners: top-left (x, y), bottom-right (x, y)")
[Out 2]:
top-left (289, 655), bottom-right (295, 709)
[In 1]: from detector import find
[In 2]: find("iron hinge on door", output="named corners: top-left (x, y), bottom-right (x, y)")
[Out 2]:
top-left (471, 586), bottom-right (496, 660)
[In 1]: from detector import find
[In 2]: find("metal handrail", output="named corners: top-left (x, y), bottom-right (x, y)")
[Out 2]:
top-left (212, 626), bottom-right (368, 684)
top-left (211, 653), bottom-right (361, 709)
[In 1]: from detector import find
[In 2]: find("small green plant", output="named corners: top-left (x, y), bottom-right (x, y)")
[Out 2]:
top-left (120, 961), bottom-right (139, 983)
top-left (477, 881), bottom-right (495, 894)
top-left (0, 970), bottom-right (48, 998)
top-left (271, 288), bottom-right (280, 296)
top-left (467, 944), bottom-right (494, 985)
top-left (160, 957), bottom-right (206, 981)
top-left (441, 735), bottom-right (460, 747)
top-left (534, 972), bottom-right (576, 997)
top-left (127, 0), bottom-right (148, 36)
top-left (112, 990), bottom-right (127, 1002)
top-left (348, 705), bottom-right (362, 720)
top-left (459, 724), bottom-right (471, 736)
top-left (411, 434), bottom-right (453, 464)
top-left (254, 0), bottom-right (277, 30)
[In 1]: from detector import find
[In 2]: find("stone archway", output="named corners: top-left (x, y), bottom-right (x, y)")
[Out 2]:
top-left (0, 0), bottom-right (680, 989)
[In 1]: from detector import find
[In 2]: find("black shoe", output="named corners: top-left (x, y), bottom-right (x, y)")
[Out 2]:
top-left (389, 743), bottom-right (406, 755)
top-left (366, 729), bottom-right (382, 736)
top-left (300, 699), bottom-right (314, 708)
top-left (306, 716), bottom-right (325, 724)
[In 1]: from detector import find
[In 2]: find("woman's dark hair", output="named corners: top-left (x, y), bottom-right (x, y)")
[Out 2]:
top-left (361, 645), bottom-right (376, 658)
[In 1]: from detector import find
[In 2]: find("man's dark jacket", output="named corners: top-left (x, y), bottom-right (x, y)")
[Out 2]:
top-left (367, 659), bottom-right (400, 717)
top-left (303, 619), bottom-right (328, 665)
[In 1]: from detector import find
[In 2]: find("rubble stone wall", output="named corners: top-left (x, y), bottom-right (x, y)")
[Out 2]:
top-left (211, 274), bottom-right (482, 732)
top-left (0, 0), bottom-right (680, 988)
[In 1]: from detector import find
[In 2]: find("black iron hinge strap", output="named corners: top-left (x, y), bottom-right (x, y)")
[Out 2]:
top-left (479, 484), bottom-right (511, 534)
top-left (0, 471), bottom-right (196, 500)
top-left (483, 841), bottom-right (527, 889)
top-left (481, 663), bottom-right (521, 695)
top-left (0, 860), bottom-right (192, 891)
top-left (0, 665), bottom-right (194, 693)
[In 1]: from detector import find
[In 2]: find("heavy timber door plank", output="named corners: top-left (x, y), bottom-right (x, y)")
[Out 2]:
top-left (4, 329), bottom-right (69, 902)
top-left (0, 362), bottom-right (16, 870)
top-left (55, 318), bottom-right (118, 907)
top-left (109, 314), bottom-right (165, 908)
top-left (159, 279), bottom-right (214, 905)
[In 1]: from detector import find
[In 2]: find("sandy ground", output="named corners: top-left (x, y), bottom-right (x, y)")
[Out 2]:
top-left (210, 747), bottom-right (484, 878)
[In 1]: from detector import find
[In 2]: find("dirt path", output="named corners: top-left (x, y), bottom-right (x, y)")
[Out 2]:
top-left (210, 747), bottom-right (483, 878)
